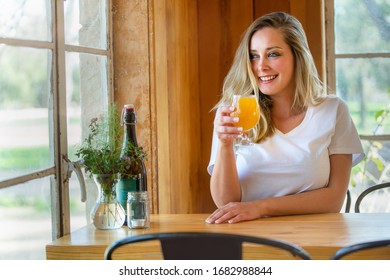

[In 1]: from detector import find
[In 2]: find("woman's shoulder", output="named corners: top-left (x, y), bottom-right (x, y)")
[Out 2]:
top-left (316, 95), bottom-right (348, 111)
top-left (323, 94), bottom-right (343, 104)
top-left (310, 95), bottom-right (351, 121)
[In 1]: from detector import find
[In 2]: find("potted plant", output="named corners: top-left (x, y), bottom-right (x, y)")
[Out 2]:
top-left (75, 104), bottom-right (147, 229)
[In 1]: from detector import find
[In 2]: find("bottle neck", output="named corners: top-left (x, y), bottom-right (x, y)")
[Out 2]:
top-left (123, 108), bottom-right (138, 147)
top-left (124, 122), bottom-right (138, 147)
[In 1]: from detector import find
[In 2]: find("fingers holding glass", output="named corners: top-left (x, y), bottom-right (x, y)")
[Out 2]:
top-left (214, 106), bottom-right (243, 143)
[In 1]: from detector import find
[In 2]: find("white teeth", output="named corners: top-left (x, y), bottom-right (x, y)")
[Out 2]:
top-left (260, 75), bottom-right (276, 81)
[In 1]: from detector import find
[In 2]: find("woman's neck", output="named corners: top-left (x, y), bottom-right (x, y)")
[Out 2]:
top-left (271, 96), bottom-right (306, 134)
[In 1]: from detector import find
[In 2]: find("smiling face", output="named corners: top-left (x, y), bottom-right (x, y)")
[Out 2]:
top-left (249, 27), bottom-right (295, 99)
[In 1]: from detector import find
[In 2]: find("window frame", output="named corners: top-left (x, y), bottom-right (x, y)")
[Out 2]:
top-left (0, 0), bottom-right (114, 240)
top-left (325, 0), bottom-right (390, 110)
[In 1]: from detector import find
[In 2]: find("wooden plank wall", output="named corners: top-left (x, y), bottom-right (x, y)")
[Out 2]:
top-left (154, 0), bottom-right (202, 213)
top-left (197, 0), bottom-right (254, 213)
top-left (113, 0), bottom-right (324, 214)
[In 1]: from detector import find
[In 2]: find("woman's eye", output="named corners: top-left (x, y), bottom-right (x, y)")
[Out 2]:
top-left (268, 52), bottom-right (280, 57)
top-left (249, 53), bottom-right (259, 60)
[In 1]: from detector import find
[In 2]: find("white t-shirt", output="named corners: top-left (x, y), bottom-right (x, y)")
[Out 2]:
top-left (207, 95), bottom-right (365, 202)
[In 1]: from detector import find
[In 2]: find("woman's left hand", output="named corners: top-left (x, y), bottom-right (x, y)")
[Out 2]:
top-left (205, 201), bottom-right (262, 224)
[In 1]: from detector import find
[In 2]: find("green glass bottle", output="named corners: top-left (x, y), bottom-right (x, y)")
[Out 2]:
top-left (117, 104), bottom-right (147, 225)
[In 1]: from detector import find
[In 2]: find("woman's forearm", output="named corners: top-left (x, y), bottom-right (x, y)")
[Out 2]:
top-left (257, 186), bottom-right (345, 218)
top-left (210, 143), bottom-right (241, 207)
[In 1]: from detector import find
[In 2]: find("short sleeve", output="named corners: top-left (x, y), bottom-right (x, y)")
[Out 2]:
top-left (329, 99), bottom-right (365, 166)
top-left (207, 129), bottom-right (219, 175)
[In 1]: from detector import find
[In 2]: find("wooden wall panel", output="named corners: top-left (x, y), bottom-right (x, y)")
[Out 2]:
top-left (198, 0), bottom-right (254, 212)
top-left (290, 0), bottom-right (325, 80)
top-left (154, 0), bottom-right (201, 213)
top-left (254, 0), bottom-right (291, 15)
top-left (153, 0), bottom-right (170, 213)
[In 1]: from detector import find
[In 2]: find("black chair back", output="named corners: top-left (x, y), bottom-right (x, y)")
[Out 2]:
top-left (345, 189), bottom-right (352, 213)
top-left (331, 239), bottom-right (390, 260)
top-left (104, 232), bottom-right (312, 260)
top-left (355, 182), bottom-right (390, 213)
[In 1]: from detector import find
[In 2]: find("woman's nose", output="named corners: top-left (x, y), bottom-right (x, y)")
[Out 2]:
top-left (257, 57), bottom-right (269, 71)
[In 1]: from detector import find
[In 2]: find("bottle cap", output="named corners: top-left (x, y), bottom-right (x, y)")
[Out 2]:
top-left (121, 104), bottom-right (136, 125)
top-left (124, 104), bottom-right (135, 110)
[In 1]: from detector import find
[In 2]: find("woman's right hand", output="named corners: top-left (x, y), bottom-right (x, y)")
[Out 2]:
top-left (214, 106), bottom-right (243, 146)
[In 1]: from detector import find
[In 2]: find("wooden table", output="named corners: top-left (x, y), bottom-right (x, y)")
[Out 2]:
top-left (46, 213), bottom-right (390, 260)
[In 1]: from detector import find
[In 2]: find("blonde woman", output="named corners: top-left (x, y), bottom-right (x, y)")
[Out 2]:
top-left (206, 12), bottom-right (364, 224)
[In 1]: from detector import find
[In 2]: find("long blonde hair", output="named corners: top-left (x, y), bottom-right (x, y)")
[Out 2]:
top-left (214, 12), bottom-right (327, 142)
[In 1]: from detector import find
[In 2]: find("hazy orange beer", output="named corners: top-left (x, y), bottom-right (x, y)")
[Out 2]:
top-left (231, 95), bottom-right (260, 131)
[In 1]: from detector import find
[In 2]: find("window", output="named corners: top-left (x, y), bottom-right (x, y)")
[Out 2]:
top-left (326, 0), bottom-right (390, 134)
top-left (325, 0), bottom-right (390, 209)
top-left (0, 0), bottom-right (112, 259)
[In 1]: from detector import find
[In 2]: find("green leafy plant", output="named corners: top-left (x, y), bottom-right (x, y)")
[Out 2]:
top-left (75, 104), bottom-right (147, 179)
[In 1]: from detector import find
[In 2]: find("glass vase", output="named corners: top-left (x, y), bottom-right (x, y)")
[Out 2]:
top-left (91, 174), bottom-right (125, 229)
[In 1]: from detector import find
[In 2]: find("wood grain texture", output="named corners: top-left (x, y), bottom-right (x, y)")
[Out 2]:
top-left (153, 0), bottom-right (201, 213)
top-left (197, 0), bottom-right (254, 213)
top-left (46, 213), bottom-right (390, 260)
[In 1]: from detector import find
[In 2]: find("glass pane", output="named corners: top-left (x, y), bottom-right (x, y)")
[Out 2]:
top-left (0, 178), bottom-right (52, 260)
top-left (69, 175), bottom-right (89, 231)
top-left (0, 46), bottom-right (52, 181)
top-left (0, 0), bottom-right (51, 41)
top-left (64, 0), bottom-right (108, 49)
top-left (335, 57), bottom-right (390, 134)
top-left (66, 52), bottom-right (109, 160)
top-left (334, 0), bottom-right (390, 54)
top-left (66, 51), bottom-right (109, 227)
top-left (351, 137), bottom-right (390, 189)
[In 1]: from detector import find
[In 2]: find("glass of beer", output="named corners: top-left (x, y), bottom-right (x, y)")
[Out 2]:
top-left (231, 95), bottom-right (260, 145)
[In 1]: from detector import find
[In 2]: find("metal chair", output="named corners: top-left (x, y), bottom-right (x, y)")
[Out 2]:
top-left (348, 135), bottom-right (390, 212)
top-left (344, 189), bottom-right (352, 213)
top-left (104, 232), bottom-right (312, 260)
top-left (331, 239), bottom-right (390, 260)
top-left (354, 181), bottom-right (390, 213)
